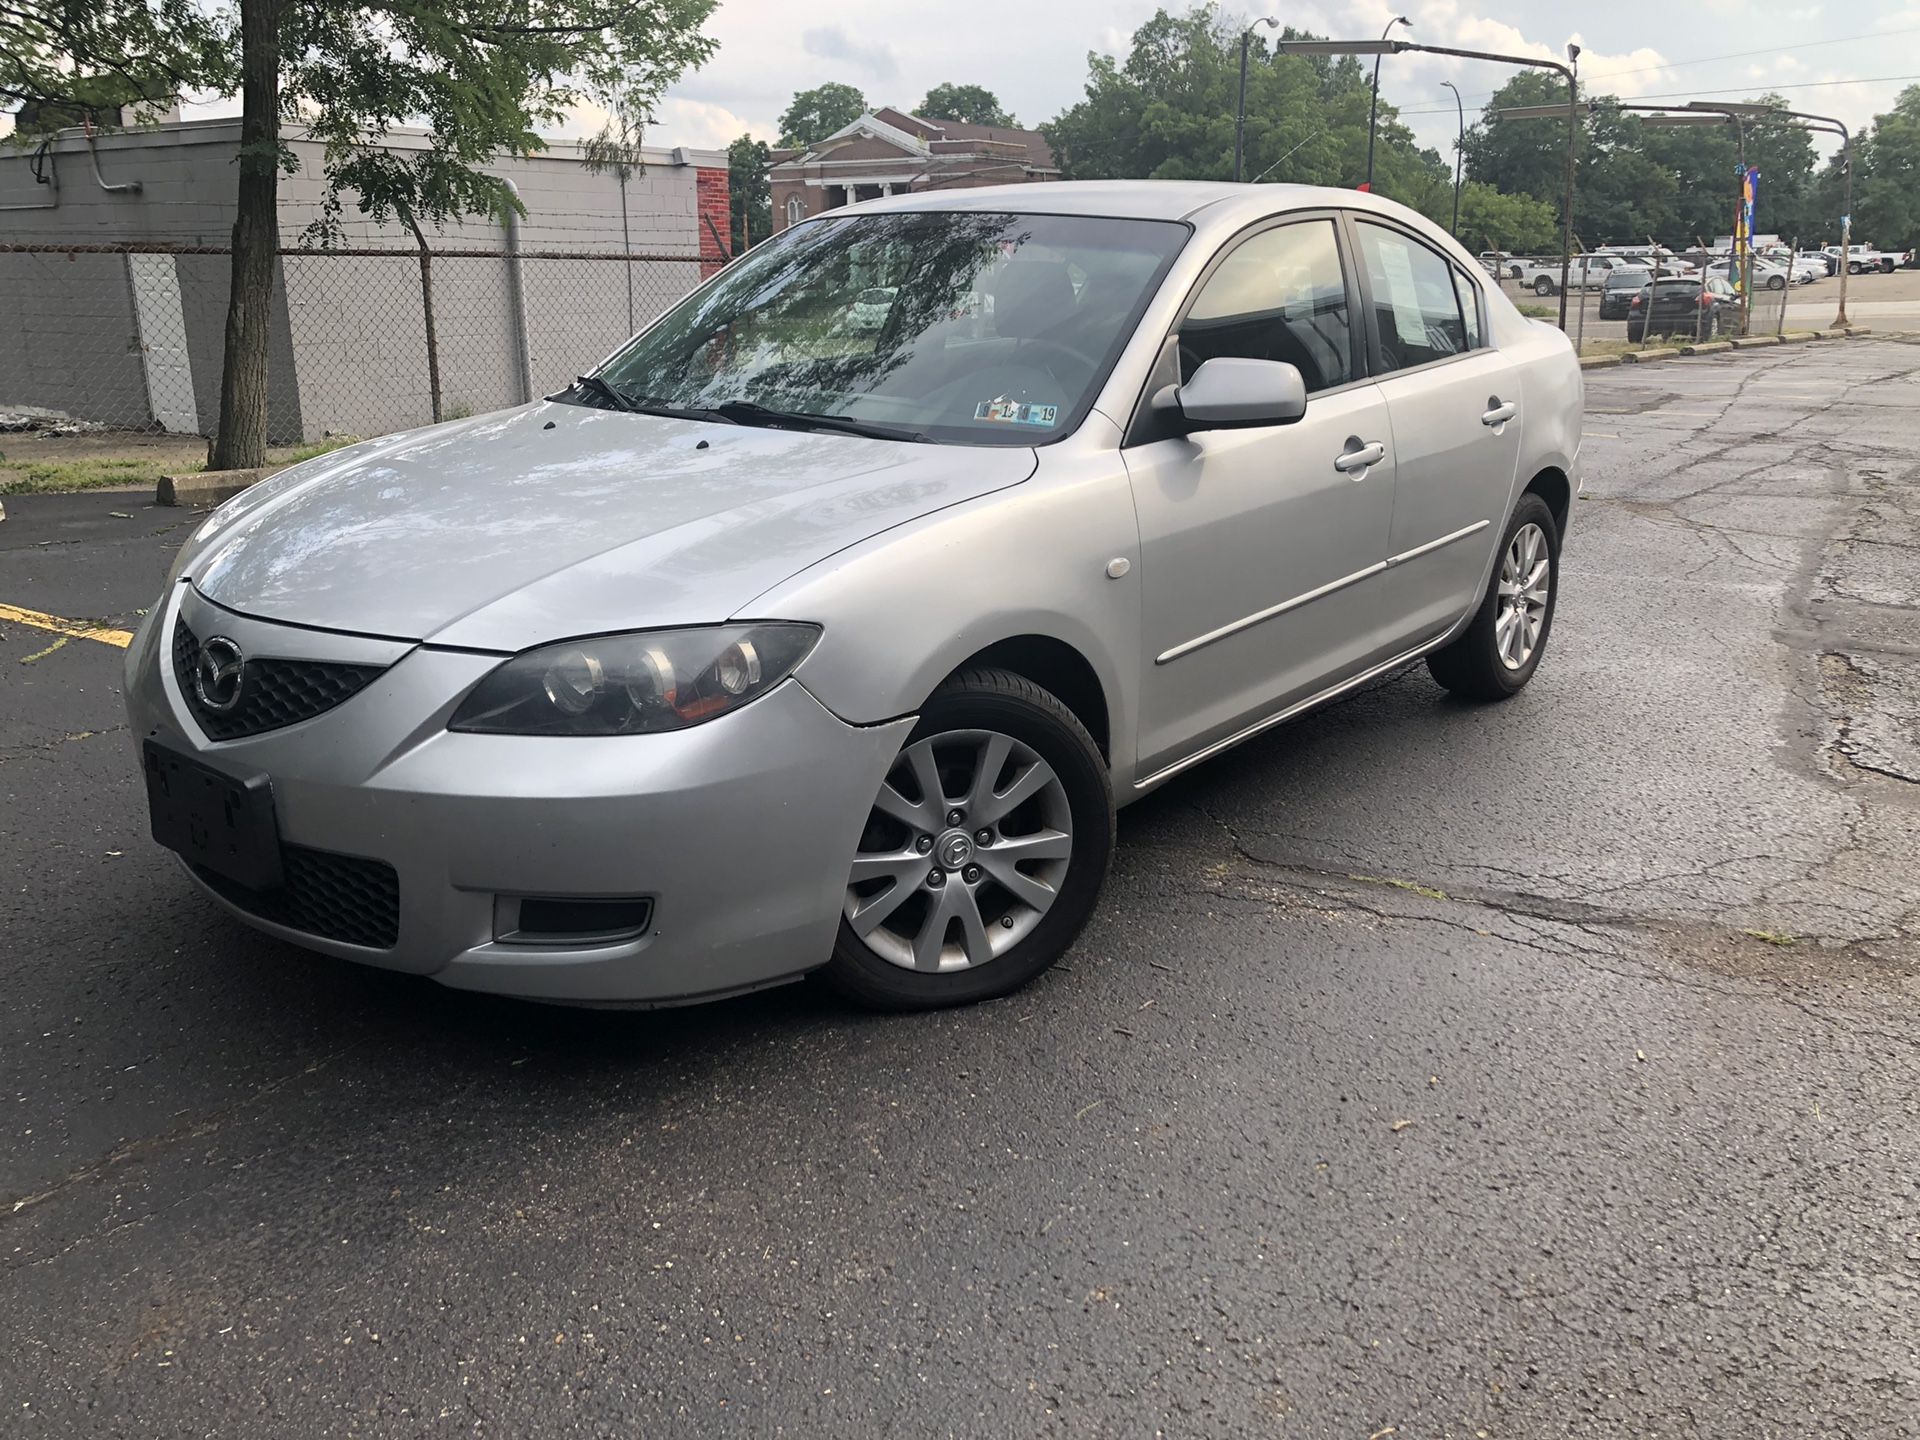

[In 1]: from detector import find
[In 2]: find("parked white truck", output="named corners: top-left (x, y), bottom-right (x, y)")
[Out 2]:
top-left (1822, 243), bottom-right (1912, 274)
top-left (1509, 254), bottom-right (1643, 295)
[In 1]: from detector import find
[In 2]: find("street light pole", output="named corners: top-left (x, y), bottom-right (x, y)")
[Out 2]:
top-left (1234, 16), bottom-right (1281, 184)
top-left (1364, 16), bottom-right (1411, 190)
top-left (1763, 108), bottom-right (1852, 328)
top-left (1441, 79), bottom-right (1463, 236)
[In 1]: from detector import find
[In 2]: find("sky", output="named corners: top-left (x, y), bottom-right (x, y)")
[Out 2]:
top-left (629, 0), bottom-right (1920, 160)
top-left (16, 1), bottom-right (1916, 162)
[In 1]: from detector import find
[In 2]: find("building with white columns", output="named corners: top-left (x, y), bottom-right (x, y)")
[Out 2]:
top-left (767, 108), bottom-right (1058, 233)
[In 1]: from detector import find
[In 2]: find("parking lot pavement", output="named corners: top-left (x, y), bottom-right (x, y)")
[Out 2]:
top-left (4, 341), bottom-right (1920, 1436)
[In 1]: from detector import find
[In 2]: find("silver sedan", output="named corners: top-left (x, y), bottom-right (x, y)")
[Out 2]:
top-left (127, 181), bottom-right (1583, 1010)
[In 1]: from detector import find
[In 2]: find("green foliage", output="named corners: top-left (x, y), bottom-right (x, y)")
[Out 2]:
top-left (1407, 181), bottom-right (1559, 252)
top-left (1849, 85), bottom-right (1920, 252)
top-left (1462, 76), bottom-right (1838, 249)
top-left (0, 1), bottom-right (232, 126)
top-left (919, 83), bottom-right (1016, 126)
top-left (1042, 6), bottom-right (1443, 198)
top-left (779, 82), bottom-right (868, 149)
top-left (729, 133), bottom-right (772, 252)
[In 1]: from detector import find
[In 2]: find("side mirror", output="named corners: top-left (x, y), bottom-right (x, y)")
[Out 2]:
top-left (1152, 357), bottom-right (1308, 433)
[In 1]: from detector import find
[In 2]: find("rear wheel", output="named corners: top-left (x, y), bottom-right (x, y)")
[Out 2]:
top-left (1533, 275), bottom-right (1555, 296)
top-left (1426, 495), bottom-right (1559, 702)
top-left (823, 668), bottom-right (1113, 1010)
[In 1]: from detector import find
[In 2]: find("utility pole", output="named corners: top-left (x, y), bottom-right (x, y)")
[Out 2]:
top-left (1234, 16), bottom-right (1281, 183)
top-left (1364, 15), bottom-right (1411, 189)
top-left (1441, 79), bottom-right (1463, 235)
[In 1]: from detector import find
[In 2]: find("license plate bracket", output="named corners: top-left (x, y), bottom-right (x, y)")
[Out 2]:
top-left (142, 737), bottom-right (283, 891)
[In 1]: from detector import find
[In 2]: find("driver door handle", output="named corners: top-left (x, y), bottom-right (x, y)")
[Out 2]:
top-left (1334, 439), bottom-right (1386, 475)
top-left (1482, 399), bottom-right (1518, 427)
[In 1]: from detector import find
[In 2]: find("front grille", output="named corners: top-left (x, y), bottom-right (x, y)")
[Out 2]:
top-left (172, 619), bottom-right (386, 741)
top-left (193, 844), bottom-right (401, 949)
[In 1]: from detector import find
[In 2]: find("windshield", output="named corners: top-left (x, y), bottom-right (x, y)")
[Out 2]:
top-left (586, 211), bottom-right (1188, 446)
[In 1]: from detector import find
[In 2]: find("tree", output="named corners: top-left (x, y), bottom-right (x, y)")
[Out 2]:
top-left (919, 83), bottom-right (1016, 126)
top-left (728, 133), bottom-right (772, 253)
top-left (1043, 5), bottom-right (1443, 198)
top-left (778, 82), bottom-right (867, 149)
top-left (4, 1), bottom-right (718, 471)
top-left (1846, 85), bottom-right (1920, 253)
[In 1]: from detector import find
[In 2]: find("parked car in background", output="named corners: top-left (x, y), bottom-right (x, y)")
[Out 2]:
top-left (1627, 274), bottom-right (1739, 342)
top-left (1597, 266), bottom-right (1653, 319)
top-left (1593, 246), bottom-right (1695, 275)
top-left (849, 286), bottom-right (899, 330)
top-left (127, 182), bottom-right (1583, 1010)
top-left (1701, 257), bottom-right (1794, 291)
top-left (1478, 250), bottom-right (1515, 278)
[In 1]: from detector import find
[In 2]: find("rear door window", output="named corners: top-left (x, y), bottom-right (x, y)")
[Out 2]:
top-left (1353, 220), bottom-right (1467, 373)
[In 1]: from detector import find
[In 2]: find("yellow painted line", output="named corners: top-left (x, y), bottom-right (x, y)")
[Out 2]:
top-left (0, 603), bottom-right (133, 650)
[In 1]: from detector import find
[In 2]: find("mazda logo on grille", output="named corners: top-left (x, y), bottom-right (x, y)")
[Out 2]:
top-left (193, 635), bottom-right (246, 713)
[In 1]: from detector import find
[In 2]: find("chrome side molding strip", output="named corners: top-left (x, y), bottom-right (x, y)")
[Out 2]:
top-left (1385, 518), bottom-right (1492, 568)
top-left (1154, 518), bottom-right (1491, 666)
top-left (1134, 635), bottom-right (1447, 791)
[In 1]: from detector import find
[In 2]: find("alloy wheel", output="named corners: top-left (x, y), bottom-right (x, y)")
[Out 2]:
top-left (844, 730), bottom-right (1073, 973)
top-left (1494, 522), bottom-right (1550, 670)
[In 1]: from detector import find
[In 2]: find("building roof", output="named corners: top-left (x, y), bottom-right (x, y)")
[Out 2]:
top-left (769, 108), bottom-right (1057, 177)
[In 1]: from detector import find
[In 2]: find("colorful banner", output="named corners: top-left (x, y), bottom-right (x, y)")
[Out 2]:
top-left (1734, 166), bottom-right (1760, 293)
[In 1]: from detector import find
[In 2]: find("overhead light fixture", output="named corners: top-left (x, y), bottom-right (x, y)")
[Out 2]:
top-left (1275, 38), bottom-right (1404, 55)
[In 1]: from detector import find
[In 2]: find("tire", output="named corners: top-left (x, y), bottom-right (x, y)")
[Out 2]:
top-left (822, 667), bottom-right (1114, 1010)
top-left (1881, 259), bottom-right (1896, 274)
top-left (1767, 274), bottom-right (1786, 291)
top-left (1848, 262), bottom-right (1864, 275)
top-left (1509, 264), bottom-right (1524, 280)
top-left (1533, 275), bottom-right (1555, 296)
top-left (1426, 494), bottom-right (1559, 702)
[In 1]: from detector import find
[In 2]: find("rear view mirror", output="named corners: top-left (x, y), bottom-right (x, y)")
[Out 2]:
top-left (1154, 357), bottom-right (1307, 432)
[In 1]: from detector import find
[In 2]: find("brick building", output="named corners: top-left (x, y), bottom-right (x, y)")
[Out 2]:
top-left (768, 107), bottom-right (1058, 233)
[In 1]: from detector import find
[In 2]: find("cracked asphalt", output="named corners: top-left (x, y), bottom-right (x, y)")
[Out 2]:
top-left (3, 339), bottom-right (1919, 1437)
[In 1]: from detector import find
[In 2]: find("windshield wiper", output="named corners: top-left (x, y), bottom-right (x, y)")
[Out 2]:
top-left (559, 374), bottom-right (640, 412)
top-left (711, 400), bottom-right (930, 443)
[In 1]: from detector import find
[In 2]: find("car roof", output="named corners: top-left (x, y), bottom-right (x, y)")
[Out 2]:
top-left (844, 179), bottom-right (1432, 225)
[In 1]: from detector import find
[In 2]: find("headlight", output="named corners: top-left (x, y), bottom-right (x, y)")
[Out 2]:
top-left (448, 623), bottom-right (820, 736)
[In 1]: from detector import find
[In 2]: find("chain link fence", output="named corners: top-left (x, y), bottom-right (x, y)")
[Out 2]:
top-left (1488, 246), bottom-right (1840, 358)
top-left (0, 242), bottom-right (704, 448)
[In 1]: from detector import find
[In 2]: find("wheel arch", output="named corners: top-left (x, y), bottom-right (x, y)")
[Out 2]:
top-left (1523, 466), bottom-right (1572, 539)
top-left (936, 635), bottom-right (1111, 760)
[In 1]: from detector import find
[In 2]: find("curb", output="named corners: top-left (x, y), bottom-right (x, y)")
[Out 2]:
top-left (156, 464), bottom-right (284, 508)
top-left (1582, 326), bottom-right (1876, 371)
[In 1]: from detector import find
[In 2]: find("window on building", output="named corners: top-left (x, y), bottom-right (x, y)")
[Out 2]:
top-left (1178, 219), bottom-right (1353, 393)
top-left (785, 194), bottom-right (806, 228)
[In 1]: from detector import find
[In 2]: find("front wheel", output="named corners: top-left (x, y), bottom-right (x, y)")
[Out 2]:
top-left (823, 668), bottom-right (1114, 1010)
top-left (1533, 275), bottom-right (1555, 296)
top-left (1426, 495), bottom-right (1559, 702)
top-left (1767, 274), bottom-right (1787, 291)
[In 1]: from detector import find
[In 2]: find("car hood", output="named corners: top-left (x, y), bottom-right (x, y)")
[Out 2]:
top-left (187, 403), bottom-right (1036, 651)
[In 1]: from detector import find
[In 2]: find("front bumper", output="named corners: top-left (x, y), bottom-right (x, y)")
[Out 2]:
top-left (124, 584), bottom-right (913, 1004)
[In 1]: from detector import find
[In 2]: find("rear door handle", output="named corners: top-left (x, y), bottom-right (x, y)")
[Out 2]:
top-left (1482, 400), bottom-right (1518, 427)
top-left (1334, 439), bottom-right (1386, 475)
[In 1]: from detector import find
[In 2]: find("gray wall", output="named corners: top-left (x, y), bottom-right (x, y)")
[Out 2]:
top-left (0, 121), bottom-right (720, 441)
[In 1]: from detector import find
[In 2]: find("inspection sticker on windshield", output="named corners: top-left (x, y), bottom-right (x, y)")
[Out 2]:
top-left (974, 399), bottom-right (1059, 427)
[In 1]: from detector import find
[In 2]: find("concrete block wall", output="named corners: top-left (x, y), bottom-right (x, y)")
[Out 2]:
top-left (0, 121), bottom-right (723, 440)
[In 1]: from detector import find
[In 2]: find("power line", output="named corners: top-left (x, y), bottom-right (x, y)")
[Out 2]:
top-left (1395, 73), bottom-right (1920, 117)
top-left (1388, 26), bottom-right (1920, 115)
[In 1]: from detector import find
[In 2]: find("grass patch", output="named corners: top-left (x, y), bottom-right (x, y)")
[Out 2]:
top-left (0, 434), bottom-right (359, 496)
top-left (1742, 928), bottom-right (1799, 947)
top-left (1517, 303), bottom-right (1557, 318)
